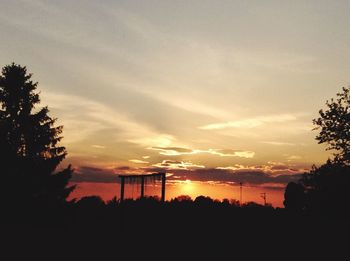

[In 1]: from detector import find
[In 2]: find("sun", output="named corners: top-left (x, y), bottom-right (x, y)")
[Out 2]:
top-left (180, 179), bottom-right (194, 194)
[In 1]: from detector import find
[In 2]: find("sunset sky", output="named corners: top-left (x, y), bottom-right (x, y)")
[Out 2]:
top-left (1, 0), bottom-right (349, 206)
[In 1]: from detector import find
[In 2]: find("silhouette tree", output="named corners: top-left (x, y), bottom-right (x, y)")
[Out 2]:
top-left (0, 63), bottom-right (75, 209)
top-left (283, 182), bottom-right (305, 212)
top-left (313, 87), bottom-right (350, 163)
top-left (76, 196), bottom-right (105, 209)
top-left (300, 160), bottom-right (350, 216)
top-left (284, 87), bottom-right (350, 216)
top-left (173, 195), bottom-right (192, 202)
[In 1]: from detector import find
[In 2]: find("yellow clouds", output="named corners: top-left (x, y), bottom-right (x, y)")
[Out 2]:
top-left (216, 161), bottom-right (308, 175)
top-left (149, 147), bottom-right (255, 158)
top-left (152, 160), bottom-right (205, 170)
top-left (91, 145), bottom-right (106, 149)
top-left (129, 134), bottom-right (175, 148)
top-left (149, 147), bottom-right (194, 156)
top-left (261, 141), bottom-right (296, 146)
top-left (41, 91), bottom-right (177, 148)
top-left (205, 149), bottom-right (255, 158)
top-left (199, 114), bottom-right (298, 130)
top-left (219, 150), bottom-right (255, 158)
top-left (129, 159), bottom-right (149, 164)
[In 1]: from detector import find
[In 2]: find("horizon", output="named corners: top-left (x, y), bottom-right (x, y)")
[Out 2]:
top-left (2, 0), bottom-right (349, 206)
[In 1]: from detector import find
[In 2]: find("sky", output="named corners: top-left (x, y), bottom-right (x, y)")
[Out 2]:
top-left (1, 0), bottom-right (350, 206)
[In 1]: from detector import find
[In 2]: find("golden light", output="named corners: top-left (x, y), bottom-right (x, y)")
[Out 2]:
top-left (180, 179), bottom-right (194, 194)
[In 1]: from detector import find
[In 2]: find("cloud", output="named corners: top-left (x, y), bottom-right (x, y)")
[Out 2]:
top-left (91, 145), bottom-right (106, 149)
top-left (261, 141), bottom-right (295, 146)
top-left (42, 92), bottom-right (177, 147)
top-left (72, 162), bottom-right (304, 187)
top-left (270, 165), bottom-right (290, 170)
top-left (149, 147), bottom-right (255, 158)
top-left (72, 165), bottom-right (145, 183)
top-left (129, 159), bottom-right (149, 164)
top-left (216, 162), bottom-right (307, 175)
top-left (72, 166), bottom-right (118, 183)
top-left (114, 166), bottom-right (132, 171)
top-left (198, 114), bottom-right (298, 130)
top-left (149, 147), bottom-right (194, 156)
top-left (286, 155), bottom-right (302, 161)
top-left (78, 166), bottom-right (104, 172)
top-left (152, 160), bottom-right (205, 170)
top-left (164, 168), bottom-right (302, 186)
top-left (211, 149), bottom-right (255, 158)
top-left (146, 93), bottom-right (231, 119)
top-left (129, 134), bottom-right (176, 148)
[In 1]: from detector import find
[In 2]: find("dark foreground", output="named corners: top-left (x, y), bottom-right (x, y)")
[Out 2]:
top-left (1, 199), bottom-right (349, 258)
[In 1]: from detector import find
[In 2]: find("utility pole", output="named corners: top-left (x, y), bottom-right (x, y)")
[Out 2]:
top-left (239, 182), bottom-right (243, 206)
top-left (260, 192), bottom-right (267, 206)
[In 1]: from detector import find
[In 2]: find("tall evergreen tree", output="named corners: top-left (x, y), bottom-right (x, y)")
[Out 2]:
top-left (0, 63), bottom-right (75, 208)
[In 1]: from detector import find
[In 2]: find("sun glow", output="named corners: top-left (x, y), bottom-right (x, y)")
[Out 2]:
top-left (181, 179), bottom-right (194, 194)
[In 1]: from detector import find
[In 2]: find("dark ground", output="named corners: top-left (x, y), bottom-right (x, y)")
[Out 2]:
top-left (1, 202), bottom-right (349, 259)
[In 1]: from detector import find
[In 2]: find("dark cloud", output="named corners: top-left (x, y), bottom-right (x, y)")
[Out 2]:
top-left (72, 166), bottom-right (118, 183)
top-left (72, 165), bottom-right (161, 183)
top-left (72, 165), bottom-right (302, 187)
top-left (114, 166), bottom-right (131, 171)
top-left (78, 166), bottom-right (104, 172)
top-left (270, 165), bottom-right (290, 170)
top-left (162, 160), bottom-right (183, 165)
top-left (144, 167), bottom-right (302, 185)
top-left (255, 184), bottom-right (287, 191)
top-left (142, 167), bottom-right (167, 173)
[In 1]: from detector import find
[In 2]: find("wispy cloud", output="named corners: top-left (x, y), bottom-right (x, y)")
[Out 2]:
top-left (152, 160), bottom-right (205, 170)
top-left (149, 147), bottom-right (255, 158)
top-left (1, 0), bottom-right (334, 179)
top-left (72, 161), bottom-right (306, 186)
top-left (91, 145), bottom-right (106, 149)
top-left (145, 93), bottom-right (231, 119)
top-left (286, 155), bottom-right (302, 161)
top-left (211, 149), bottom-right (255, 158)
top-left (199, 114), bottom-right (299, 130)
top-left (261, 141), bottom-right (296, 146)
top-left (42, 91), bottom-right (177, 147)
top-left (147, 167), bottom-right (302, 186)
top-left (217, 162), bottom-right (307, 175)
top-left (72, 164), bottom-right (303, 186)
top-left (72, 166), bottom-right (118, 183)
top-left (149, 147), bottom-right (194, 156)
top-left (129, 159), bottom-right (149, 164)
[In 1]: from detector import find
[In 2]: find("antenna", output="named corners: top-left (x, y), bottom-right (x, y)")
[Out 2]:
top-left (239, 182), bottom-right (243, 206)
top-left (260, 192), bottom-right (267, 206)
